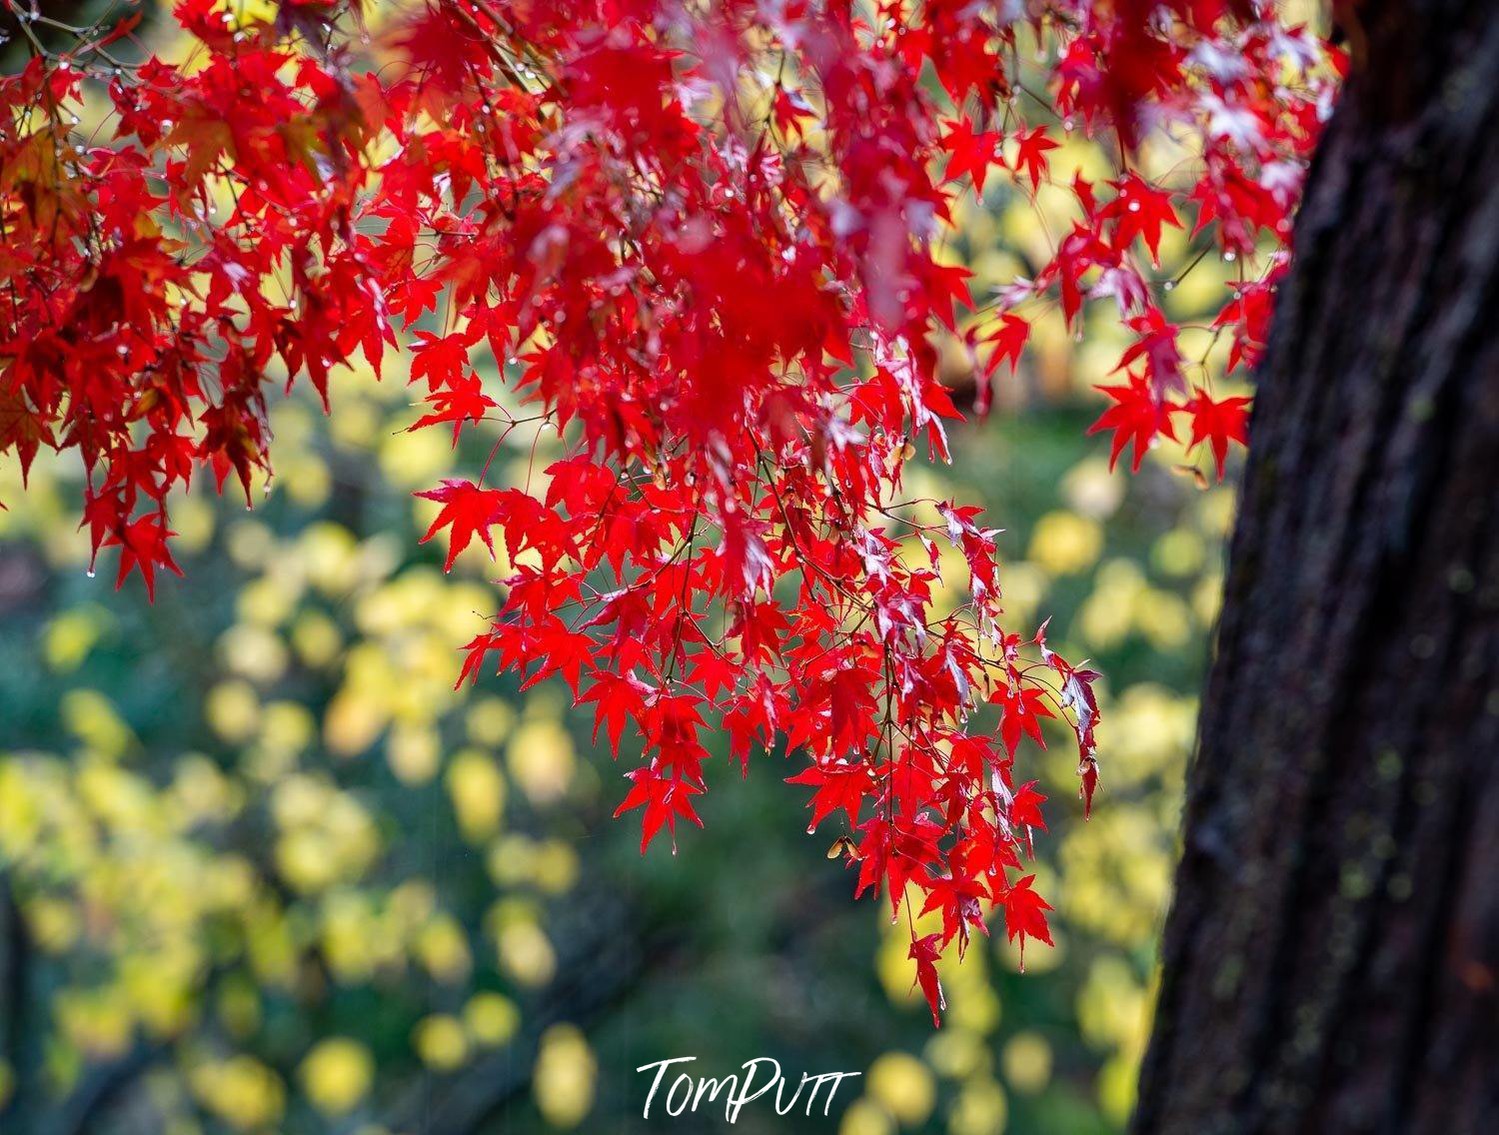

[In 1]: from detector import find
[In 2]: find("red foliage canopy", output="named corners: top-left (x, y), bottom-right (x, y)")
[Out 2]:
top-left (0, 0), bottom-right (1340, 1023)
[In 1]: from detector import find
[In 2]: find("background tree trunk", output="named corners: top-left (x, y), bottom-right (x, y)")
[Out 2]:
top-left (1134, 2), bottom-right (1499, 1132)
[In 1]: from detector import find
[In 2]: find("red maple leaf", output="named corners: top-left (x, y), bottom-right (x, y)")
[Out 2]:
top-left (998, 874), bottom-right (1054, 970)
top-left (104, 514), bottom-right (184, 602)
top-left (1104, 174), bottom-right (1181, 266)
top-left (1087, 371), bottom-right (1179, 472)
top-left (1012, 125), bottom-right (1059, 190)
top-left (908, 933), bottom-right (946, 1027)
top-left (1182, 388), bottom-right (1252, 479)
top-left (613, 764), bottom-right (705, 854)
top-left (981, 313), bottom-right (1029, 377)
top-left (939, 117), bottom-right (1003, 194)
top-left (991, 682), bottom-right (1055, 758)
top-left (786, 759), bottom-right (874, 830)
top-left (415, 479), bottom-right (504, 572)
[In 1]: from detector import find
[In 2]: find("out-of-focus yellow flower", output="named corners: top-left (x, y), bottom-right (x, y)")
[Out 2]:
top-left (1135, 590), bottom-right (1192, 650)
top-left (416, 914), bottom-right (473, 983)
top-left (218, 624), bottom-right (289, 684)
top-left (42, 607), bottom-right (108, 673)
top-left (490, 900), bottom-right (557, 986)
top-left (1151, 527), bottom-right (1206, 577)
top-left (324, 690), bottom-right (386, 759)
top-left (205, 680), bottom-right (261, 745)
top-left (190, 1055), bottom-right (286, 1131)
top-left (1001, 1032), bottom-right (1053, 1095)
top-left (387, 722), bottom-right (440, 784)
top-left (446, 749), bottom-right (506, 842)
top-left (60, 689), bottom-right (134, 758)
top-left (530, 841), bottom-right (580, 894)
top-left (1028, 511), bottom-right (1103, 575)
top-left (924, 1029), bottom-right (986, 1081)
top-left (55, 989), bottom-right (132, 1058)
top-left (465, 992), bottom-right (520, 1047)
top-left (840, 1098), bottom-right (896, 1135)
top-left (291, 610), bottom-right (343, 667)
top-left (866, 1052), bottom-right (935, 1126)
top-left (414, 1014), bottom-right (469, 1072)
top-left (272, 776), bottom-right (380, 893)
top-left (1062, 458), bottom-right (1125, 520)
top-left (300, 1037), bottom-right (374, 1116)
top-left (1099, 1053), bottom-right (1140, 1128)
top-left (467, 697), bottom-right (515, 747)
top-left (949, 1077), bottom-right (1007, 1135)
top-left (506, 718), bottom-right (575, 805)
top-left (533, 1024), bottom-right (596, 1129)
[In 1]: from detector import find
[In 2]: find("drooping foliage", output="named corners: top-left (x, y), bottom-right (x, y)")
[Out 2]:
top-left (0, 0), bottom-right (1339, 1023)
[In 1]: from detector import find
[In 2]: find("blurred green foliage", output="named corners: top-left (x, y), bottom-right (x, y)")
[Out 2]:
top-left (0, 344), bottom-right (1228, 1135)
top-left (0, 9), bottom-right (1247, 1133)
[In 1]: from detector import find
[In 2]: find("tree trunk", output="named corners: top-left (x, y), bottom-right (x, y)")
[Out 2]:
top-left (1133, 2), bottom-right (1499, 1133)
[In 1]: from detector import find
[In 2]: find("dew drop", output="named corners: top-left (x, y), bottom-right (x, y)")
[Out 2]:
top-left (1163, 280), bottom-right (1175, 291)
top-left (1128, 200), bottom-right (1140, 213)
top-left (1223, 250), bottom-right (1237, 262)
top-left (1063, 117), bottom-right (1075, 132)
top-left (86, 568), bottom-right (96, 579)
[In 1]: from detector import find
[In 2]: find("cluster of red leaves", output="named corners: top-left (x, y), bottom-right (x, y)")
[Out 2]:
top-left (0, 0), bottom-right (1339, 1025)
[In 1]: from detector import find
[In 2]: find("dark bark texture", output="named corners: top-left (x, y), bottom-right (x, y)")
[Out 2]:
top-left (1134, 2), bottom-right (1499, 1133)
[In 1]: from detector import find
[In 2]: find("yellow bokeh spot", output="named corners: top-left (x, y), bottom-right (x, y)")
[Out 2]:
top-left (301, 1038), bottom-right (374, 1116)
top-left (190, 1055), bottom-right (286, 1131)
top-left (42, 607), bottom-right (108, 673)
top-left (387, 722), bottom-right (441, 784)
top-left (923, 1029), bottom-right (985, 1080)
top-left (464, 993), bottom-right (520, 1048)
top-left (949, 1077), bottom-right (1007, 1135)
top-left (533, 1024), bottom-right (596, 1129)
top-left (414, 1014), bottom-right (469, 1072)
top-left (60, 689), bottom-right (134, 758)
top-left (467, 697), bottom-right (515, 747)
top-left (324, 690), bottom-right (386, 759)
top-left (839, 1098), bottom-right (896, 1135)
top-left (218, 624), bottom-right (290, 684)
top-left (506, 719), bottom-right (575, 805)
top-left (291, 611), bottom-right (344, 668)
top-left (866, 1052), bottom-right (935, 1126)
top-left (446, 749), bottom-right (507, 843)
top-left (206, 680), bottom-right (262, 746)
top-left (1000, 1032), bottom-right (1053, 1095)
top-left (1028, 511), bottom-right (1103, 576)
top-left (491, 901), bottom-right (557, 987)
top-left (416, 914), bottom-right (473, 984)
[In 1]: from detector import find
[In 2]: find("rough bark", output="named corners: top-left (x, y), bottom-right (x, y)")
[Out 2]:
top-left (1133, 3), bottom-right (1499, 1133)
